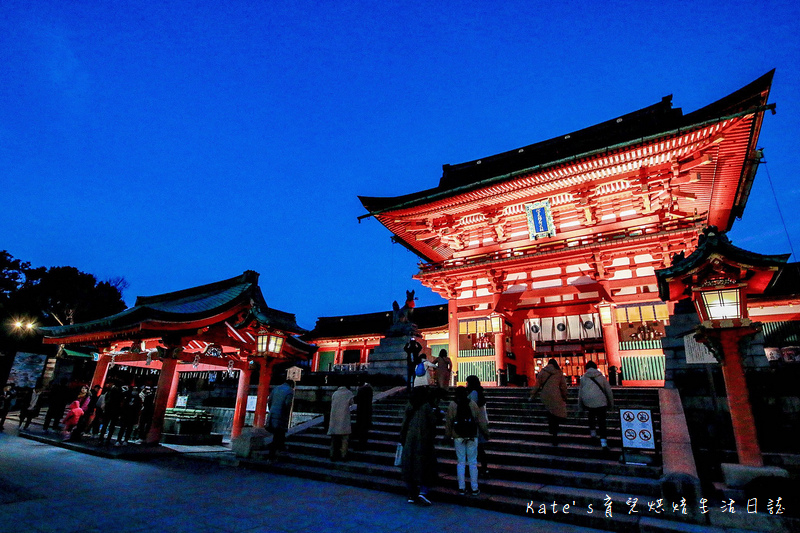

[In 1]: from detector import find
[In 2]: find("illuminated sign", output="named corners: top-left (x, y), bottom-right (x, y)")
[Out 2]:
top-left (525, 200), bottom-right (556, 240)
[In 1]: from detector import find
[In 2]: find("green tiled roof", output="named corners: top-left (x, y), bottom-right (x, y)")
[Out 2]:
top-left (40, 271), bottom-right (307, 340)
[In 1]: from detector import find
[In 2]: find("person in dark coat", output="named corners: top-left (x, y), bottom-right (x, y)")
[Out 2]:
top-left (135, 386), bottom-right (156, 442)
top-left (117, 386), bottom-right (143, 446)
top-left (0, 383), bottom-right (17, 431)
top-left (42, 379), bottom-right (69, 432)
top-left (399, 387), bottom-right (438, 505)
top-left (266, 378), bottom-right (294, 459)
top-left (100, 381), bottom-right (124, 443)
top-left (530, 359), bottom-right (569, 446)
top-left (353, 380), bottom-right (373, 451)
top-left (404, 338), bottom-right (422, 392)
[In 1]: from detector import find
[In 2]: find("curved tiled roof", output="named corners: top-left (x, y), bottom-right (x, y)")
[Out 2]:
top-left (360, 70), bottom-right (775, 217)
top-left (304, 304), bottom-right (448, 340)
top-left (40, 271), bottom-right (307, 342)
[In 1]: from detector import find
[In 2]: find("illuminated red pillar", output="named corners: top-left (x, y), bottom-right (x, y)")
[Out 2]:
top-left (147, 357), bottom-right (178, 444)
top-left (448, 299), bottom-right (459, 382)
top-left (91, 356), bottom-right (110, 389)
top-left (231, 367), bottom-right (252, 439)
top-left (254, 359), bottom-right (274, 428)
top-left (167, 366), bottom-right (180, 409)
top-left (494, 331), bottom-right (505, 381)
top-left (602, 321), bottom-right (622, 376)
top-left (718, 329), bottom-right (763, 467)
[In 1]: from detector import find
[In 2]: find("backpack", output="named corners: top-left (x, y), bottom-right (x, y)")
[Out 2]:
top-left (453, 400), bottom-right (478, 438)
top-left (415, 362), bottom-right (426, 377)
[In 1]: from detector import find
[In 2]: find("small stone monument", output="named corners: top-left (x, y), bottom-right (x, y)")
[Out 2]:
top-left (368, 290), bottom-right (427, 380)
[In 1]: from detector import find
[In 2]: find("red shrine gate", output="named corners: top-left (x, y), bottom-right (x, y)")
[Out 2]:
top-left (40, 271), bottom-right (315, 443)
top-left (360, 72), bottom-right (775, 386)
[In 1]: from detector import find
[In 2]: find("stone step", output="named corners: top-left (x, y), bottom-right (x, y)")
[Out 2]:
top-left (282, 436), bottom-right (660, 478)
top-left (240, 452), bottom-right (701, 533)
top-left (299, 426), bottom-right (656, 455)
top-left (368, 413), bottom-right (661, 429)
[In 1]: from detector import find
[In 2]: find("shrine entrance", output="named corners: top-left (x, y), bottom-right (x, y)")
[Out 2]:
top-left (532, 350), bottom-right (607, 386)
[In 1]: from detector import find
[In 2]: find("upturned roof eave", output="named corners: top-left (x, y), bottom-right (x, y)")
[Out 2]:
top-left (359, 71), bottom-right (775, 220)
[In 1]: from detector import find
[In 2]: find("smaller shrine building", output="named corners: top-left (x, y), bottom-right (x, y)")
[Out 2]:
top-left (39, 271), bottom-right (316, 443)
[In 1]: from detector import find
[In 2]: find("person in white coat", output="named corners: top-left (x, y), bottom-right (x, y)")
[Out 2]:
top-left (578, 361), bottom-right (614, 449)
top-left (328, 386), bottom-right (355, 461)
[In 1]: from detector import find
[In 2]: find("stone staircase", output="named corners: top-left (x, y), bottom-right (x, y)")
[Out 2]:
top-left (241, 387), bottom-right (707, 532)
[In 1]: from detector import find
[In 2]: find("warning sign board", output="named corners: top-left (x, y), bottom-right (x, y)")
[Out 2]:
top-left (619, 409), bottom-right (655, 450)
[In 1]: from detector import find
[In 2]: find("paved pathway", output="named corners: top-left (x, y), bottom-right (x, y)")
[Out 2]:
top-left (0, 430), bottom-right (610, 533)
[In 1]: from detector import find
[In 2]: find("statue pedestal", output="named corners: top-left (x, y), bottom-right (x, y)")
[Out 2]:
top-left (368, 337), bottom-right (428, 381)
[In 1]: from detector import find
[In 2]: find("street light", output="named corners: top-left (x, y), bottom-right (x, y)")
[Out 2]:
top-left (10, 317), bottom-right (37, 333)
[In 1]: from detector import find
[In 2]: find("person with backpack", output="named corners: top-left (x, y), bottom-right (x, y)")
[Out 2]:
top-left (446, 386), bottom-right (489, 496)
top-left (465, 375), bottom-right (490, 476)
top-left (578, 361), bottom-right (614, 450)
top-left (413, 353), bottom-right (437, 389)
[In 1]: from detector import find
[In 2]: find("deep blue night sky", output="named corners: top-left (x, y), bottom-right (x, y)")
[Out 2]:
top-left (2, 1), bottom-right (799, 329)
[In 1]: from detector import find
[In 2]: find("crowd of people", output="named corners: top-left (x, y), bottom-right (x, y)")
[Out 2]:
top-left (393, 343), bottom-right (616, 507)
top-left (0, 378), bottom-right (157, 446)
top-left (5, 345), bottom-right (617, 507)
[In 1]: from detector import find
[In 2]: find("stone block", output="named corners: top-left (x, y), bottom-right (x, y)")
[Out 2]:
top-left (231, 427), bottom-right (270, 458)
top-left (720, 463), bottom-right (789, 488)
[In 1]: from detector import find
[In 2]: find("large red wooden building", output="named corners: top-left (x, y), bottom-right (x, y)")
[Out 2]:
top-left (359, 71), bottom-right (776, 387)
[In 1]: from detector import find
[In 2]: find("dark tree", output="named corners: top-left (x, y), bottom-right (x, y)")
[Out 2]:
top-left (15, 266), bottom-right (127, 326)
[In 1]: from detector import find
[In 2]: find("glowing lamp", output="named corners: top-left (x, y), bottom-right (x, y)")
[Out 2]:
top-left (597, 300), bottom-right (615, 327)
top-left (257, 334), bottom-right (284, 354)
top-left (693, 286), bottom-right (745, 323)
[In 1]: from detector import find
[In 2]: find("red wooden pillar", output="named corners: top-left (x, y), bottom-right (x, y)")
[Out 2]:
top-left (448, 299), bottom-right (459, 382)
top-left (719, 329), bottom-right (763, 467)
top-left (601, 320), bottom-right (622, 378)
top-left (91, 356), bottom-right (110, 389)
top-left (231, 366), bottom-right (252, 439)
top-left (494, 331), bottom-right (505, 383)
top-left (167, 366), bottom-right (180, 409)
top-left (146, 357), bottom-right (178, 444)
top-left (254, 359), bottom-right (275, 428)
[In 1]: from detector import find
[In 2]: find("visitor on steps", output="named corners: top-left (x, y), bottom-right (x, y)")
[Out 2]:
top-left (446, 386), bottom-right (489, 496)
top-left (529, 359), bottom-right (568, 446)
top-left (413, 353), bottom-right (437, 389)
top-left (328, 385), bottom-right (354, 461)
top-left (353, 379), bottom-right (373, 451)
top-left (465, 375), bottom-right (490, 476)
top-left (435, 349), bottom-right (452, 390)
top-left (404, 337), bottom-right (422, 393)
top-left (578, 361), bottom-right (614, 449)
top-left (399, 387), bottom-right (438, 506)
top-left (266, 378), bottom-right (294, 460)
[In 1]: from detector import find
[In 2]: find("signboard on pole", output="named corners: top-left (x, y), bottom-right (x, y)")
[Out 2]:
top-left (619, 408), bottom-right (655, 450)
top-left (246, 395), bottom-right (257, 412)
top-left (286, 366), bottom-right (302, 383)
top-left (684, 334), bottom-right (717, 364)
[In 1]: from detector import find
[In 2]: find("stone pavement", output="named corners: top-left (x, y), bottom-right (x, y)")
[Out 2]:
top-left (0, 429), bottom-right (610, 533)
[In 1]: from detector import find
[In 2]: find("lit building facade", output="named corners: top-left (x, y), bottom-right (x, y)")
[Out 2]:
top-left (360, 72), bottom-right (776, 387)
